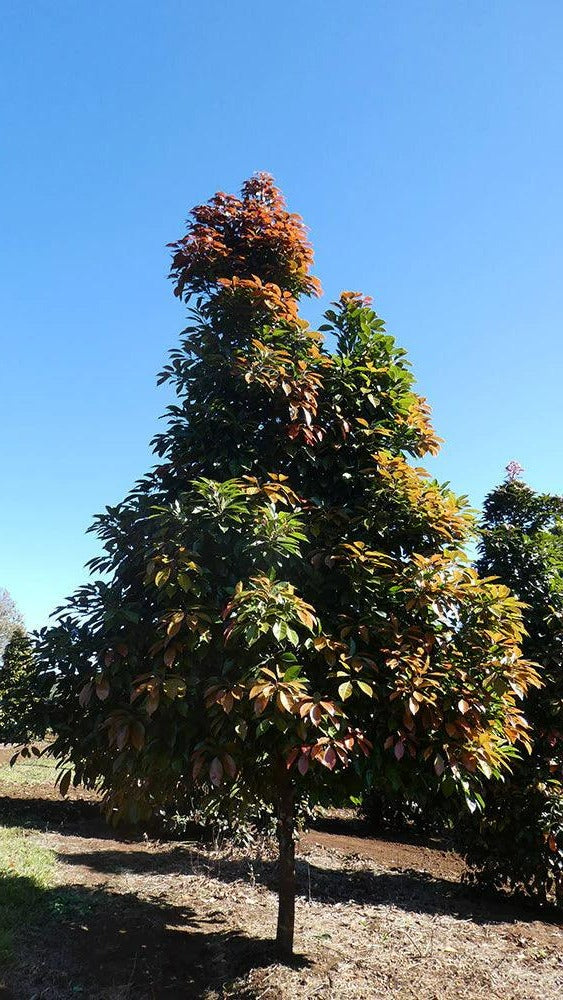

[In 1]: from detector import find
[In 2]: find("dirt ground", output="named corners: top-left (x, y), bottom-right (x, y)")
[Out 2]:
top-left (0, 749), bottom-right (561, 1000)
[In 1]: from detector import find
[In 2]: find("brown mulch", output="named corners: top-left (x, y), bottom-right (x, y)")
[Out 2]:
top-left (301, 828), bottom-right (466, 882)
top-left (0, 752), bottom-right (561, 999)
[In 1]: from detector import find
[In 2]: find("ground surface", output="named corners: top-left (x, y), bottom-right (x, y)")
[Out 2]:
top-left (0, 748), bottom-right (561, 999)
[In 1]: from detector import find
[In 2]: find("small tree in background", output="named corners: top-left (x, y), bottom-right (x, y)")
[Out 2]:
top-left (0, 628), bottom-right (44, 744)
top-left (0, 588), bottom-right (23, 660)
top-left (466, 464), bottom-right (563, 904)
top-left (37, 176), bottom-right (540, 955)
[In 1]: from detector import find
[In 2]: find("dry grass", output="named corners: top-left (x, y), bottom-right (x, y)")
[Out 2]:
top-left (0, 755), bottom-right (57, 788)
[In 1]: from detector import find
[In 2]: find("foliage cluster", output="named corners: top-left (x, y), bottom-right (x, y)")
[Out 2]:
top-left (0, 628), bottom-right (45, 745)
top-left (32, 175), bottom-right (541, 950)
top-left (0, 588), bottom-right (23, 659)
top-left (464, 475), bottom-right (563, 905)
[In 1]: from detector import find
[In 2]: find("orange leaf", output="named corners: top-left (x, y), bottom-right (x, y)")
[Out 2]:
top-left (277, 689), bottom-right (294, 713)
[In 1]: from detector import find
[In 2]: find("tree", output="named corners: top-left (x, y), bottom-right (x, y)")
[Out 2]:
top-left (37, 175), bottom-right (540, 956)
top-left (0, 628), bottom-right (44, 744)
top-left (467, 464), bottom-right (563, 904)
top-left (0, 588), bottom-right (23, 659)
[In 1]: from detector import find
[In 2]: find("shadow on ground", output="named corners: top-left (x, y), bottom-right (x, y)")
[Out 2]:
top-left (2, 793), bottom-right (560, 951)
top-left (0, 794), bottom-right (202, 843)
top-left (310, 811), bottom-right (450, 849)
top-left (56, 842), bottom-right (562, 930)
top-left (0, 870), bottom-right (301, 1000)
top-left (0, 794), bottom-right (108, 838)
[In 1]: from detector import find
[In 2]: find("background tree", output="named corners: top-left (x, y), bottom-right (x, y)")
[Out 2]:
top-left (0, 588), bottom-right (23, 660)
top-left (0, 627), bottom-right (45, 745)
top-left (37, 175), bottom-right (539, 956)
top-left (465, 464), bottom-right (563, 904)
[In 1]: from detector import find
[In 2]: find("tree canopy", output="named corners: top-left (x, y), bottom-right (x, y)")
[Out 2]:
top-left (37, 175), bottom-right (540, 952)
top-left (0, 587), bottom-right (23, 659)
top-left (0, 627), bottom-right (43, 745)
top-left (468, 466), bottom-right (563, 903)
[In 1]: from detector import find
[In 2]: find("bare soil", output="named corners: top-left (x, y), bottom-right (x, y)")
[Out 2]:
top-left (0, 749), bottom-right (561, 999)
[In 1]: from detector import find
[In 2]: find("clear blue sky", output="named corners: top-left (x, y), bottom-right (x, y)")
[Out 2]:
top-left (2, 1), bottom-right (562, 630)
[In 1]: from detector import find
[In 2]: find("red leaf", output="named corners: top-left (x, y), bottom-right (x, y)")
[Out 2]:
top-left (129, 721), bottom-right (145, 751)
top-left (209, 757), bottom-right (224, 787)
top-left (297, 754), bottom-right (309, 775)
top-left (79, 681), bottom-right (94, 707)
top-left (116, 724), bottom-right (129, 751)
top-left (223, 753), bottom-right (237, 779)
top-left (164, 645), bottom-right (177, 667)
top-left (309, 704), bottom-right (322, 725)
top-left (96, 677), bottom-right (110, 701)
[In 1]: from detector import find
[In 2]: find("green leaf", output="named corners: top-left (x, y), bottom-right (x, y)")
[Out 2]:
top-left (177, 571), bottom-right (193, 592)
top-left (272, 620), bottom-right (284, 641)
top-left (286, 627), bottom-right (299, 646)
top-left (356, 680), bottom-right (373, 697)
top-left (59, 770), bottom-right (72, 797)
top-left (163, 677), bottom-right (187, 699)
top-left (280, 652), bottom-right (297, 663)
top-left (283, 663), bottom-right (302, 681)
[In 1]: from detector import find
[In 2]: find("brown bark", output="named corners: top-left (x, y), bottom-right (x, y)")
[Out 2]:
top-left (276, 763), bottom-right (296, 957)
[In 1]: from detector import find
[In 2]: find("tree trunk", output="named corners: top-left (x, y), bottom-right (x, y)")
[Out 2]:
top-left (276, 764), bottom-right (295, 958)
